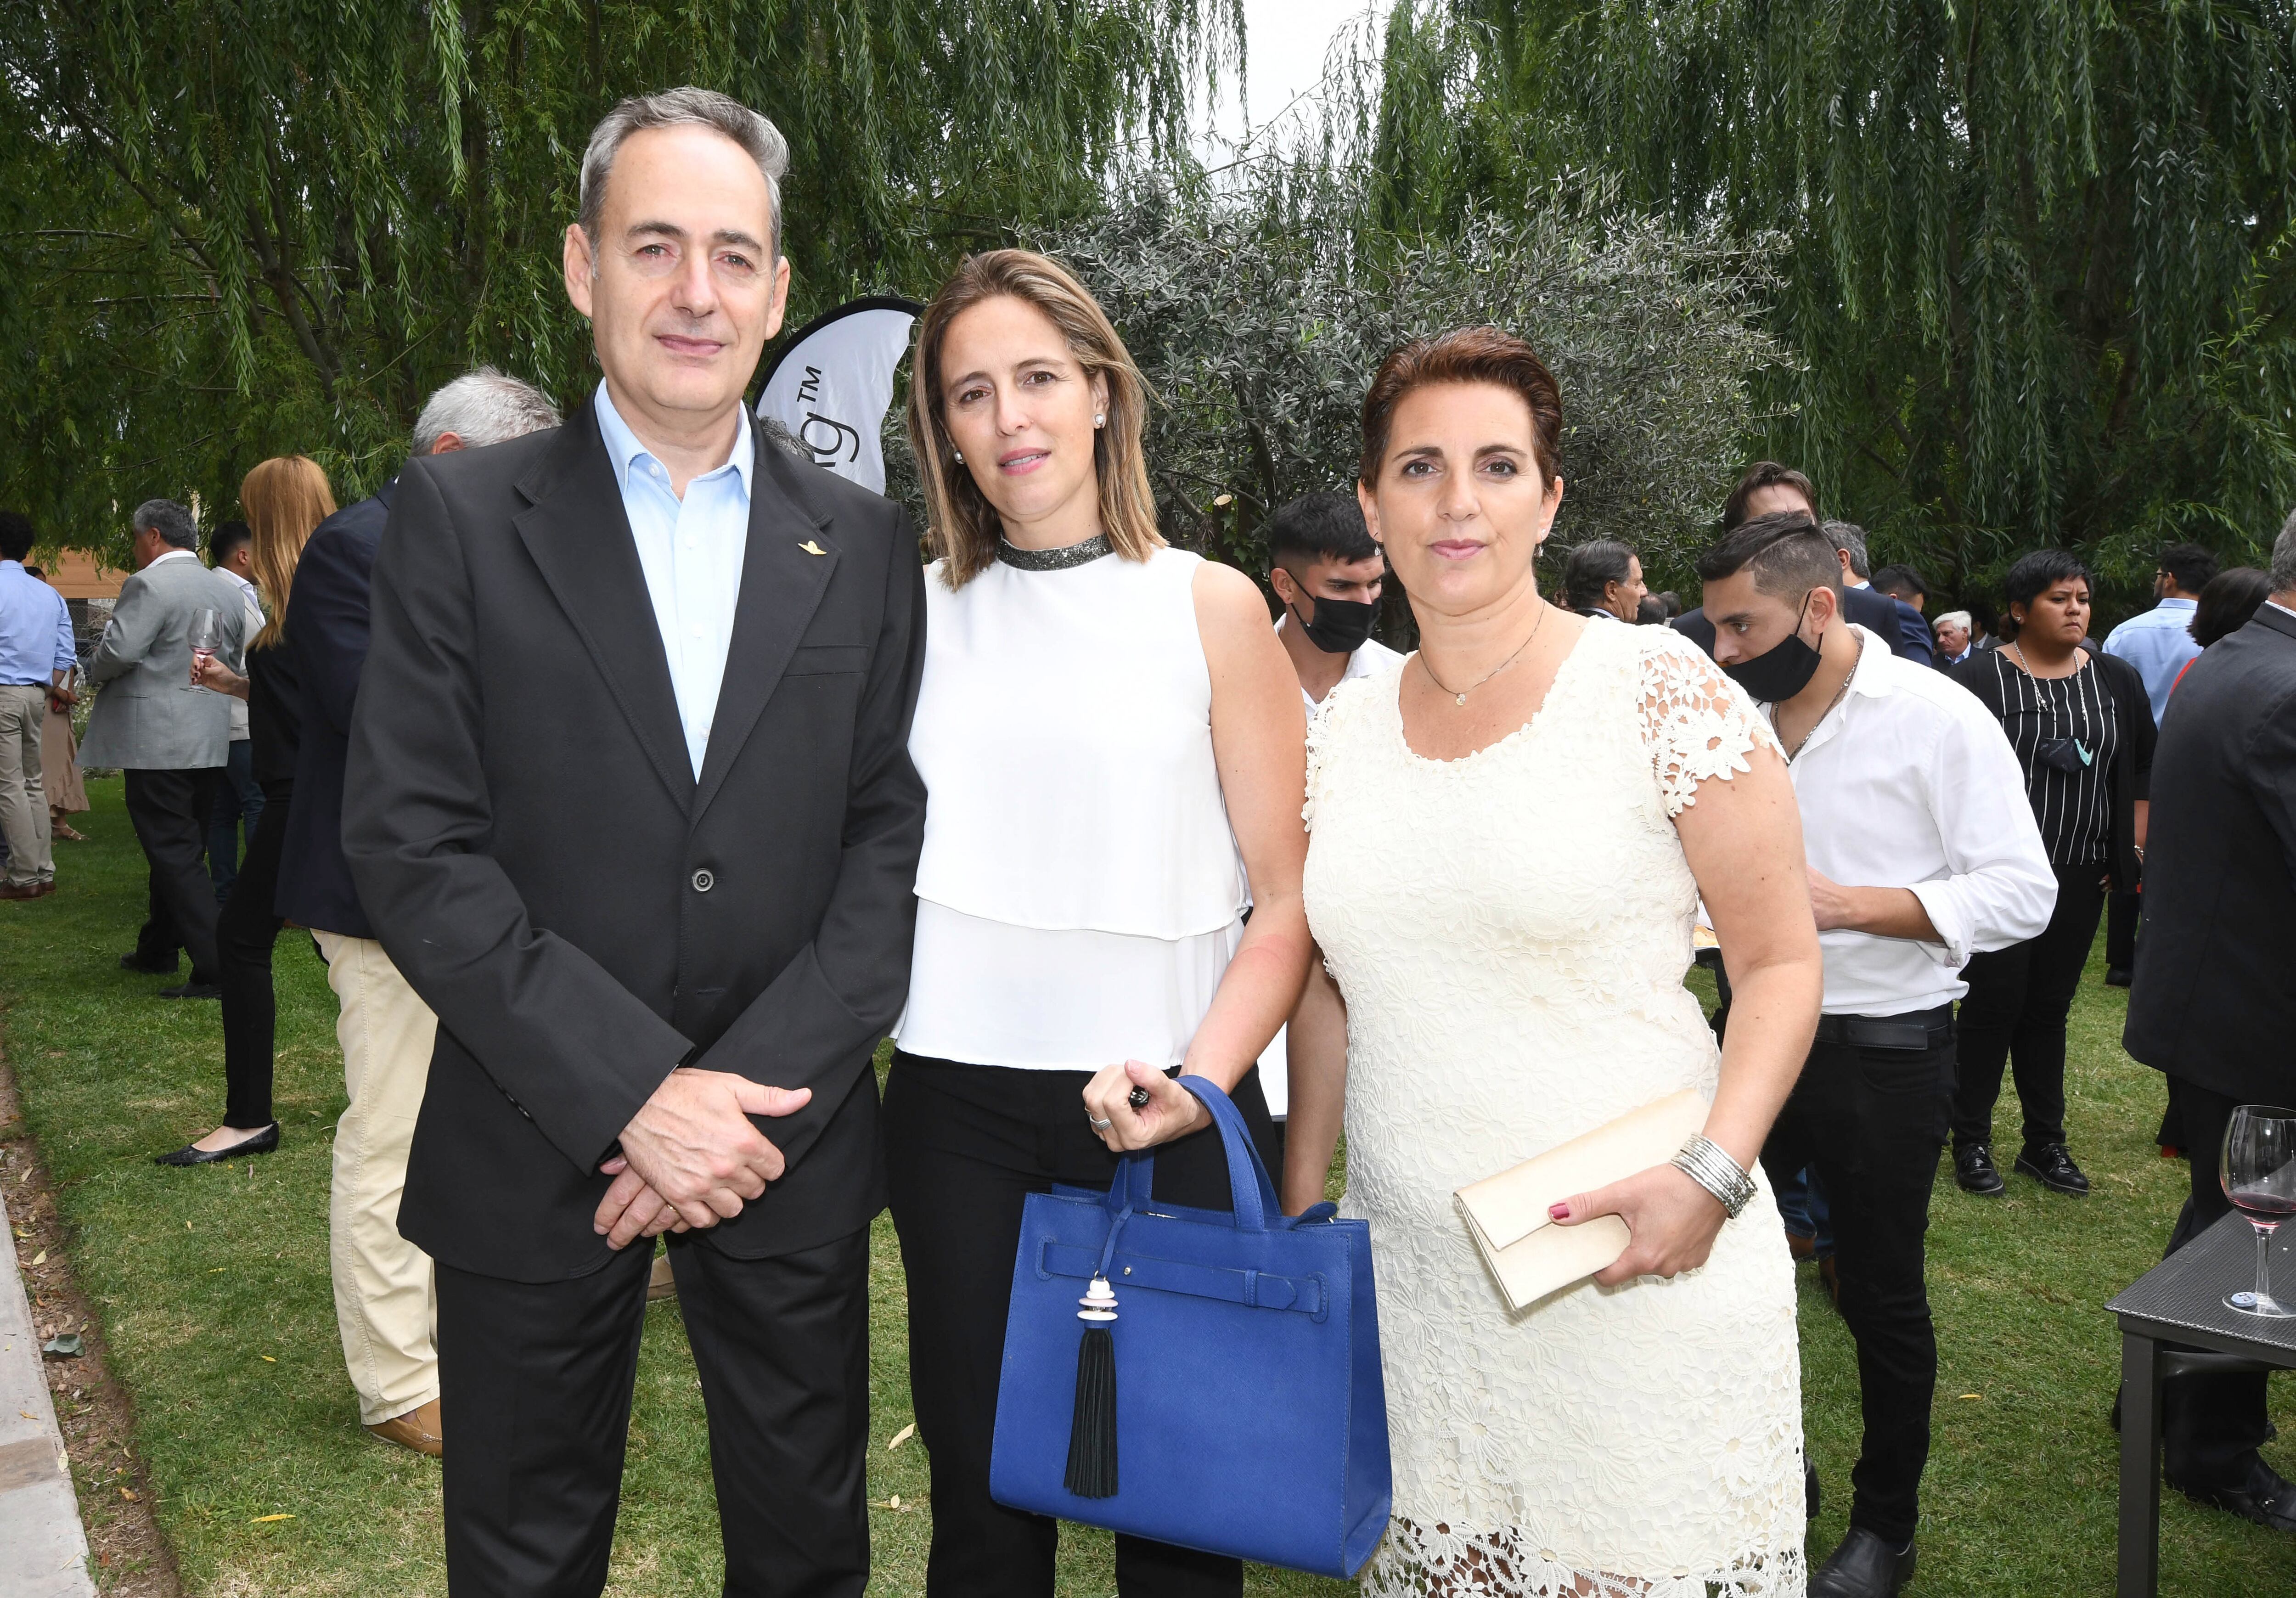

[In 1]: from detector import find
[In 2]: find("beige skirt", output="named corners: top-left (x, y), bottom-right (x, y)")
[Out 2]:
top-left (42, 703), bottom-right (87, 814)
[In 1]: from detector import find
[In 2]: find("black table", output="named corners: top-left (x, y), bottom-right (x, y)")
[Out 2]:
top-left (2108, 1211), bottom-right (2296, 1596)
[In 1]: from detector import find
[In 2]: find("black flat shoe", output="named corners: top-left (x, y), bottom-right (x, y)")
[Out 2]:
top-left (154, 1124), bottom-right (279, 1166)
top-left (120, 951), bottom-right (178, 974)
top-left (157, 981), bottom-right (222, 1000)
top-left (2016, 1142), bottom-right (2090, 1195)
top-left (1810, 1528), bottom-right (1916, 1597)
top-left (1954, 1141), bottom-right (2006, 1196)
top-left (2105, 966), bottom-right (2133, 988)
top-left (2167, 1456), bottom-right (2296, 1533)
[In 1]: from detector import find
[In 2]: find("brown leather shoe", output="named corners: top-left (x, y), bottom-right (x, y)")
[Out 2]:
top-left (0, 882), bottom-right (42, 900)
top-left (647, 1253), bottom-right (678, 1303)
top-left (366, 1398), bottom-right (443, 1457)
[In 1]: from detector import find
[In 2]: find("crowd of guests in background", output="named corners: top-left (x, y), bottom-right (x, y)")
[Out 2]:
top-left (2, 81), bottom-right (2295, 1598)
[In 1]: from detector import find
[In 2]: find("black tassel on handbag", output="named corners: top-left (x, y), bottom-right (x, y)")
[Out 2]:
top-left (1064, 1274), bottom-right (1120, 1498)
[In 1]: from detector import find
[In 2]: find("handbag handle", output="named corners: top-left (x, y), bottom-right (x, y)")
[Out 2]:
top-left (1103, 1075), bottom-right (1280, 1232)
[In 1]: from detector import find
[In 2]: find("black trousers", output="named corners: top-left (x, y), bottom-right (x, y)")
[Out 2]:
top-left (217, 788), bottom-right (290, 1128)
top-left (2160, 1077), bottom-right (2276, 1488)
top-left (883, 1053), bottom-right (1277, 1598)
top-left (2105, 886), bottom-right (2139, 971)
top-left (435, 1227), bottom-right (872, 1598)
top-left (1951, 862), bottom-right (2105, 1153)
top-left (1761, 1021), bottom-right (1954, 1547)
top-left (125, 767), bottom-right (221, 982)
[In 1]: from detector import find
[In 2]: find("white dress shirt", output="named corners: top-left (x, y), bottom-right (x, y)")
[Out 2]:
top-left (1275, 613), bottom-right (1403, 711)
top-left (221, 567), bottom-right (262, 740)
top-left (595, 384), bottom-right (752, 777)
top-left (1766, 625), bottom-right (2056, 1015)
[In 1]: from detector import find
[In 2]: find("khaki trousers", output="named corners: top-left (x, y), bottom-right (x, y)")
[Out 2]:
top-left (315, 930), bottom-right (441, 1425)
top-left (0, 684), bottom-right (52, 887)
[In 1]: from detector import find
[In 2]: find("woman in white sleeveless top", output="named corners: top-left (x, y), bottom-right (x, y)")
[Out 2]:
top-left (886, 250), bottom-right (1311, 1598)
top-left (1286, 329), bottom-right (1825, 1597)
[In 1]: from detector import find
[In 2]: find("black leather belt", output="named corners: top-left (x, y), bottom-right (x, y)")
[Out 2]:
top-left (1813, 1004), bottom-right (1953, 1051)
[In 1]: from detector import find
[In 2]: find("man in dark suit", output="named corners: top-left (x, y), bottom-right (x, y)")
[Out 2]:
top-left (343, 88), bottom-right (926, 1597)
top-left (278, 367), bottom-right (559, 1459)
top-left (2123, 514), bottom-right (2296, 1534)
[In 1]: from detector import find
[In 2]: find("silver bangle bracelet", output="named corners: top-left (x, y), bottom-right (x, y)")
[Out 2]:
top-left (1671, 1134), bottom-right (1757, 1220)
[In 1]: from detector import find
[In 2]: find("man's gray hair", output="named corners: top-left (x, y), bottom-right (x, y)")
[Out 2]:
top-left (2274, 507), bottom-right (2296, 594)
top-left (578, 87), bottom-right (789, 267)
top-left (1933, 609), bottom-right (1973, 633)
top-left (413, 368), bottom-right (561, 456)
top-left (1823, 519), bottom-right (1872, 579)
top-left (132, 498), bottom-right (198, 551)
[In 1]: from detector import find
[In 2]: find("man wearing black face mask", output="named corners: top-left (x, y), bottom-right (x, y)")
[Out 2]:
top-left (1262, 491), bottom-right (1399, 1174)
top-left (1698, 512), bottom-right (2054, 1598)
top-left (1267, 491), bottom-right (1398, 711)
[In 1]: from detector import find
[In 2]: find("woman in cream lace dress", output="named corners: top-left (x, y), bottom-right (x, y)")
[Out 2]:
top-left (1283, 330), bottom-right (1824, 1598)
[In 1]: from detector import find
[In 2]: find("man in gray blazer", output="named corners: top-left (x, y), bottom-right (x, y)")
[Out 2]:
top-left (79, 499), bottom-right (248, 997)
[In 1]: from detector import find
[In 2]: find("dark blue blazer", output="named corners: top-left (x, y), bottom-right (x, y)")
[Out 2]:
top-left (2124, 603), bottom-right (2296, 1105)
top-left (275, 477), bottom-right (395, 936)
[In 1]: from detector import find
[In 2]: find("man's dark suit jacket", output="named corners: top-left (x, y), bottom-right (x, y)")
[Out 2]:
top-left (276, 478), bottom-right (396, 937)
top-left (2124, 602), bottom-right (2296, 1105)
top-left (1670, 583), bottom-right (1927, 664)
top-left (343, 399), bottom-right (927, 1282)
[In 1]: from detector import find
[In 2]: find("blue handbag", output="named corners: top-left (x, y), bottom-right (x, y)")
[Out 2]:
top-left (988, 1075), bottom-right (1391, 1577)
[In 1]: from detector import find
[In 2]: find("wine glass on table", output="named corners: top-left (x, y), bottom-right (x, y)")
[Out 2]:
top-left (187, 609), bottom-right (221, 684)
top-left (2222, 1104), bottom-right (2296, 1317)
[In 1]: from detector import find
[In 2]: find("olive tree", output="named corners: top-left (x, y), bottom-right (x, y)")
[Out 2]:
top-left (1031, 163), bottom-right (1790, 596)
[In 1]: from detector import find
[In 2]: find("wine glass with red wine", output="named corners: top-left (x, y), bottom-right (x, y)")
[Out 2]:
top-left (2222, 1104), bottom-right (2296, 1317)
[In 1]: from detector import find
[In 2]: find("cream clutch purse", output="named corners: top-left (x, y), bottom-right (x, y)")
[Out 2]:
top-left (1454, 1090), bottom-right (1712, 1311)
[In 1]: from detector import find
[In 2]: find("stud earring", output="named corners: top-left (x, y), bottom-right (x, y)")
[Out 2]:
top-left (953, 449), bottom-right (963, 464)
top-left (1094, 413), bottom-right (1106, 428)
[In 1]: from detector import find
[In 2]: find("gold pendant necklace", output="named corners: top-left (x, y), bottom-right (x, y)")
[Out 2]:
top-left (1420, 602), bottom-right (1548, 706)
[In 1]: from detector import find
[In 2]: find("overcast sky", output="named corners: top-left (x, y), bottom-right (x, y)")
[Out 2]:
top-left (1196, 0), bottom-right (1390, 159)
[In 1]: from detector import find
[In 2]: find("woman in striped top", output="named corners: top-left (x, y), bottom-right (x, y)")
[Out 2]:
top-left (1948, 551), bottom-right (2155, 1200)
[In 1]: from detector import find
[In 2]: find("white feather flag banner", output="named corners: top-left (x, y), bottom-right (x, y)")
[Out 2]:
top-left (755, 296), bottom-right (922, 494)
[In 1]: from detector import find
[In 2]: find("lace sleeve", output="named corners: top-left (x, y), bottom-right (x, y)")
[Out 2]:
top-left (1638, 631), bottom-right (1782, 820)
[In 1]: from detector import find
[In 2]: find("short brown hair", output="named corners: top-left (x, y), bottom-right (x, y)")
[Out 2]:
top-left (1358, 326), bottom-right (1563, 491)
top-left (907, 250), bottom-right (1161, 589)
top-left (239, 456), bottom-right (336, 651)
top-left (1695, 510), bottom-right (1842, 600)
top-left (1721, 461), bottom-right (1819, 531)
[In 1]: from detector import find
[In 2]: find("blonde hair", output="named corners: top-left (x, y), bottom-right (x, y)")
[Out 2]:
top-left (906, 249), bottom-right (1162, 588)
top-left (239, 456), bottom-right (336, 650)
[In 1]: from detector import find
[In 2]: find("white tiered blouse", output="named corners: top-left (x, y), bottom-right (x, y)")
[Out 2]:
top-left (895, 545), bottom-right (1255, 1073)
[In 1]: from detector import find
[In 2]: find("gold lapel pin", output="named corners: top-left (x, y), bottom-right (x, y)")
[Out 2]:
top-left (799, 540), bottom-right (827, 557)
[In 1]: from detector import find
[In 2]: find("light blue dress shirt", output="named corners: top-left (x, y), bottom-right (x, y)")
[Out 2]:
top-left (0, 560), bottom-right (75, 686)
top-left (2101, 596), bottom-right (2200, 726)
top-left (594, 385), bottom-right (753, 777)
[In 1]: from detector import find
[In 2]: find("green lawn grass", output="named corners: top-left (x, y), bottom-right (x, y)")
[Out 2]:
top-left (4, 777), bottom-right (2292, 1594)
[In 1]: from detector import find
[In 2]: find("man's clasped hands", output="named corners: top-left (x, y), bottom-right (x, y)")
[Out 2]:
top-left (591, 1068), bottom-right (811, 1249)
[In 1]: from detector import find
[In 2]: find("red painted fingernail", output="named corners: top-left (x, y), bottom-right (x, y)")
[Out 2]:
top-left (1549, 1203), bottom-right (1570, 1220)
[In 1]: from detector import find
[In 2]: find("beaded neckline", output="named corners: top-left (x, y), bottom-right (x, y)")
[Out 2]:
top-left (996, 533), bottom-right (1111, 571)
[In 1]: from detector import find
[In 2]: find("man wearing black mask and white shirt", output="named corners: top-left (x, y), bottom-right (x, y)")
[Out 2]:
top-left (1698, 511), bottom-right (2054, 1598)
top-left (1267, 490), bottom-right (1398, 710)
top-left (1266, 491), bottom-right (1397, 1178)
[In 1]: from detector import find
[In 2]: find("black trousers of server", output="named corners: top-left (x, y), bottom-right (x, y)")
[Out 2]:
top-left (1952, 862), bottom-right (2106, 1154)
top-left (434, 1227), bottom-right (873, 1598)
top-left (125, 766), bottom-right (222, 982)
top-left (883, 1052), bottom-right (1279, 1598)
top-left (1761, 1015), bottom-right (1955, 1547)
